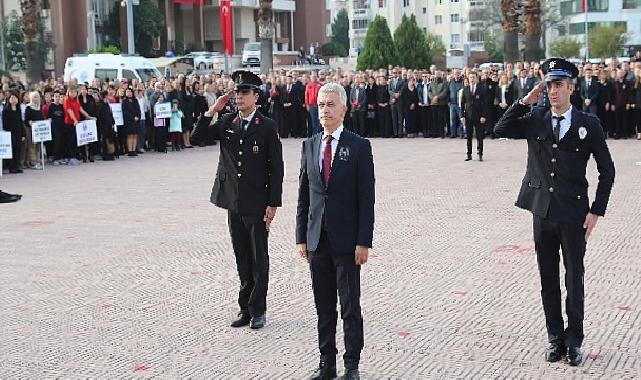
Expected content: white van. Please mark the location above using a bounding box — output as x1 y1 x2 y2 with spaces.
63 53 163 83
242 42 261 67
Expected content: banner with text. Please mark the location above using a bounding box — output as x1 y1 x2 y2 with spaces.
76 120 98 146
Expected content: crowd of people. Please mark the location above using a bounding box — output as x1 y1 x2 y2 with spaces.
1 56 640 176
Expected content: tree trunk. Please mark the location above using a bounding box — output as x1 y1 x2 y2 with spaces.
20 0 43 83
257 0 274 75
504 30 520 63
523 0 542 61
501 0 520 63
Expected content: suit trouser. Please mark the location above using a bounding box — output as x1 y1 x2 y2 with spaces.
283 106 295 138
465 120 484 156
390 103 404 136
614 108 629 138
430 105 446 137
309 232 363 370
228 211 269 316
9 132 22 171
418 106 430 137
351 110 366 137
377 106 392 137
533 215 586 347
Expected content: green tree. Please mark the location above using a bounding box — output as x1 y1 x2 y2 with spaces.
1 12 25 71
357 15 396 71
321 41 348 57
589 25 626 58
484 32 504 62
425 32 445 61
549 36 581 58
393 14 432 69
105 0 164 56
331 9 349 55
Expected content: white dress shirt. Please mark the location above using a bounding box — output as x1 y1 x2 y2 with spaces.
319 125 343 172
552 106 572 140
501 85 508 104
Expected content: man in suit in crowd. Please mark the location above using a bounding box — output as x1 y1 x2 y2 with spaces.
580 67 600 116
417 73 431 137
296 82 375 380
191 70 284 330
282 74 299 138
388 69 406 137
494 58 615 367
460 72 490 161
513 68 535 99
350 76 367 136
428 71 449 138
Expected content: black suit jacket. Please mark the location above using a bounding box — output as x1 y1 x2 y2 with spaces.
494 102 615 224
296 129 375 253
192 111 284 216
580 77 600 104
460 85 489 122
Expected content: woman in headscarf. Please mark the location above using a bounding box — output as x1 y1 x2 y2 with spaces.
24 91 44 169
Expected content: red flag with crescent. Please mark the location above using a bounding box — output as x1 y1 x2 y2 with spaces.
220 0 233 56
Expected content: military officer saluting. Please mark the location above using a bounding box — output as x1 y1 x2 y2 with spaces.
192 71 284 330
494 58 615 366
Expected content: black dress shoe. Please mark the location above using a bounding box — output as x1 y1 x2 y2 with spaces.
567 346 582 366
250 314 266 329
339 369 360 380
478 155 484 162
545 341 567 362
464 156 472 161
230 312 251 328
309 361 337 379
0 191 21 203
9 169 23 174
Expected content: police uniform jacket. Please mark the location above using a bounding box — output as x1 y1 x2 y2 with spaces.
494 101 615 224
192 111 284 216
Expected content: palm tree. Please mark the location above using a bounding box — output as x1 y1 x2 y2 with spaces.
501 0 520 63
20 0 43 83
523 0 542 61
257 0 273 74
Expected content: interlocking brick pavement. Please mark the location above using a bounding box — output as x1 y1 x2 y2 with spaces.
1 137 640 379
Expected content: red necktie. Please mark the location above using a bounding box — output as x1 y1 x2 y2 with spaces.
322 135 334 187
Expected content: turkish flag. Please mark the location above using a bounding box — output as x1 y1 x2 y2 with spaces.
219 0 233 56
581 0 586 12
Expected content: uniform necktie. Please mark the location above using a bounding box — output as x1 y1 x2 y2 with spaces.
322 135 334 187
238 118 249 134
471 85 475 95
553 116 564 142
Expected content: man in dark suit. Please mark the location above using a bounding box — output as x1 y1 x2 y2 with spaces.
513 68 535 99
388 69 406 137
460 72 490 161
494 58 615 367
191 71 284 330
349 77 367 136
579 68 600 116
296 82 375 380
282 74 299 138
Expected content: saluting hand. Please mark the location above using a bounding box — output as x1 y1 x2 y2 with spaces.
208 90 233 115
584 213 599 241
522 82 545 105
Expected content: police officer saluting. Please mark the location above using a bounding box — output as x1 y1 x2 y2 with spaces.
494 58 615 366
192 71 284 330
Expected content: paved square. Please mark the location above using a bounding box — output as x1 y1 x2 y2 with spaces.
1 138 640 379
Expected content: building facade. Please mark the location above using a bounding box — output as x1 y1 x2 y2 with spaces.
347 0 489 59
557 0 641 57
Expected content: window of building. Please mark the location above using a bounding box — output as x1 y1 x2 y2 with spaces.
452 0 460 3
468 29 485 42
379 0 386 7
623 0 641 8
423 27 428 33
352 19 370 30
423 7 427 13
451 14 460 22
569 21 627 35
353 0 368 10
561 0 608 15
403 0 410 6
435 15 443 24
451 34 460 43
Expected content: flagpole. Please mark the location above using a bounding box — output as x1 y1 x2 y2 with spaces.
584 0 589 60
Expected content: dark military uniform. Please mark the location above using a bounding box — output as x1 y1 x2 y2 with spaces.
494 58 615 353
192 96 284 319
